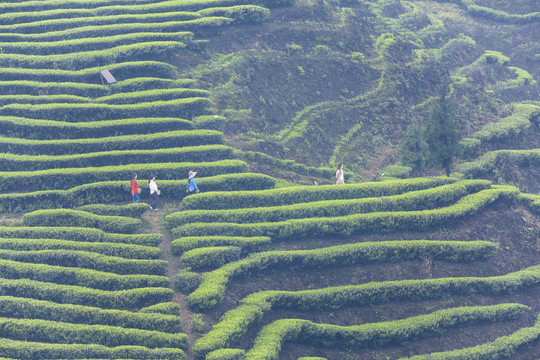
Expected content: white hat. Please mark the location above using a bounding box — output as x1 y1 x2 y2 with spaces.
188 171 197 179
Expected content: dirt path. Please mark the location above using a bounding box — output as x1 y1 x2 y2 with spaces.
142 208 196 360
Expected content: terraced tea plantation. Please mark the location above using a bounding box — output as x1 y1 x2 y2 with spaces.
0 0 538 360
170 178 540 359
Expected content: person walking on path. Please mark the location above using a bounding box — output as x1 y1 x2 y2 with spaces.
335 163 345 184
148 175 160 210
186 171 199 195
131 173 140 203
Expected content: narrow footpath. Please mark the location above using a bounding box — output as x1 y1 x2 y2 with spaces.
142 209 196 360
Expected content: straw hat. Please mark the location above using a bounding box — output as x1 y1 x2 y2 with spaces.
188 171 197 179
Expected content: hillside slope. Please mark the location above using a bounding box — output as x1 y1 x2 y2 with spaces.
0 0 538 360
176 0 540 181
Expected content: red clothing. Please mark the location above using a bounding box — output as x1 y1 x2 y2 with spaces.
131 180 139 195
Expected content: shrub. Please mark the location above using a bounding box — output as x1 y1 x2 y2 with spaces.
0 339 186 359
516 192 540 215
175 270 202 293
23 209 142 234
246 304 529 360
0 97 211 121
174 188 518 240
0 61 179 82
181 246 242 270
457 149 540 179
0 130 223 155
0 316 188 349
0 145 234 171
0 249 167 275
197 5 270 24
77 203 150 218
0 41 189 70
0 277 173 309
207 348 247 360
0 32 195 55
0 160 247 192
0 259 169 290
95 88 209 104
0 116 193 140
0 238 161 260
140 302 182 316
234 149 346 181
0 173 276 213
0 296 183 333
166 180 490 228
171 236 271 255
194 115 228 131
180 177 455 210
400 321 540 359
458 104 539 159
193 265 540 357
0 226 161 246
186 240 498 311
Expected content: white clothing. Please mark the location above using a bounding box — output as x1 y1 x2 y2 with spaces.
336 169 344 184
149 180 158 194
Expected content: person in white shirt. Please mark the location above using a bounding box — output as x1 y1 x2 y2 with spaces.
335 163 345 184
148 175 160 210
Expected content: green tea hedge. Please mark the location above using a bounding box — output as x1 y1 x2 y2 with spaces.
166 180 490 228
186 240 497 310
23 209 142 234
95 88 209 104
0 97 211 121
0 250 167 275
0 259 169 290
0 226 161 246
180 177 456 210
246 304 528 360
0 61 179 82
0 277 173 309
0 41 190 70
0 116 193 140
0 130 223 155
0 173 276 213
77 203 150 218
0 296 183 333
0 316 188 349
400 316 540 359
140 302 182 316
0 339 186 359
174 187 517 240
0 238 160 260
0 145 233 171
171 236 271 255
0 31 195 55
193 265 540 356
0 160 247 192
181 246 242 270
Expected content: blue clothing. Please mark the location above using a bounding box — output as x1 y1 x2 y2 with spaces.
132 193 140 203
187 177 199 193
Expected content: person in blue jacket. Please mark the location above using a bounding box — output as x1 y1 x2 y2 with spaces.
186 171 200 195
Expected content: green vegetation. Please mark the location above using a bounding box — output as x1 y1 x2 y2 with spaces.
424 81 461 175
23 209 143 234
185 240 497 311
0 296 183 332
194 265 540 357
246 304 528 360
173 187 518 239
401 317 540 359
0 0 538 358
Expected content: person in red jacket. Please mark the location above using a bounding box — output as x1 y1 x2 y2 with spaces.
131 173 140 203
